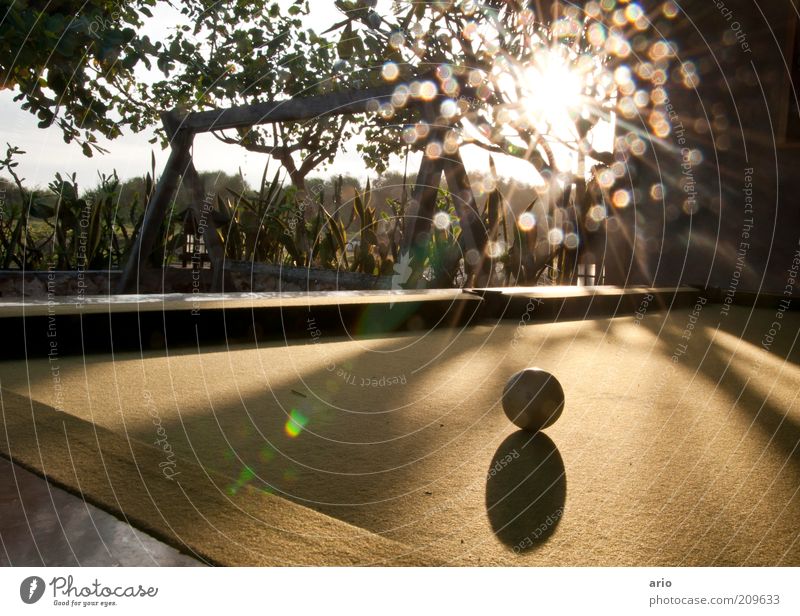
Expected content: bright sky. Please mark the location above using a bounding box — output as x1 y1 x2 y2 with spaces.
0 1 545 190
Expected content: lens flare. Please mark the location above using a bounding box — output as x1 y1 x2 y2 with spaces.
227 465 256 496
518 212 536 231
433 211 451 230
285 409 309 438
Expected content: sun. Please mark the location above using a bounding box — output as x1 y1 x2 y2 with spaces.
495 43 616 173
520 48 584 133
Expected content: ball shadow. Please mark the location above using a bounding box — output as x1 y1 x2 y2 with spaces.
485 431 567 553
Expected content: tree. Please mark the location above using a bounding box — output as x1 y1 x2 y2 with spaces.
140 0 356 192
324 0 682 285
0 0 163 155
330 0 678 174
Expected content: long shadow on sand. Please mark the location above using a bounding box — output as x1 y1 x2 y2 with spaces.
485 431 566 552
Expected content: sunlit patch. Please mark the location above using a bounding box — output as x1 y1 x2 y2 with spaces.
564 232 580 249
227 465 256 496
682 199 700 215
629 138 646 156
389 31 405 48
285 409 309 438
662 1 679 19
440 98 458 118
650 87 667 105
685 149 703 165
379 102 394 119
517 212 536 231
649 110 670 137
486 240 506 258
392 85 409 107
650 183 664 200
548 228 564 246
585 205 606 232
597 168 616 188
612 189 631 208
467 69 483 87
433 211 451 230
382 62 399 81
589 205 607 222
418 81 438 100
425 141 443 158
680 61 700 89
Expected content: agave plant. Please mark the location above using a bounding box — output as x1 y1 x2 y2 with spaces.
0 140 612 291
0 145 183 271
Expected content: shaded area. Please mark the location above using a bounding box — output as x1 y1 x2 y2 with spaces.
0 455 202 566
0 291 481 360
485 432 566 552
0 388 428 566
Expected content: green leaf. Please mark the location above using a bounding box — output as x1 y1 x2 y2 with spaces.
29 201 55 219
337 22 355 59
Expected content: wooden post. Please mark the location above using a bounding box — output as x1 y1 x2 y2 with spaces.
402 151 444 257
442 149 490 286
183 161 226 292
118 119 193 293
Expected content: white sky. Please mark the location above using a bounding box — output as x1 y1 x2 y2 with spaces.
0 1 540 190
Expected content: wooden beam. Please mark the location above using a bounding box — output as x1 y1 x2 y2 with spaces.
179 79 478 134
180 84 400 133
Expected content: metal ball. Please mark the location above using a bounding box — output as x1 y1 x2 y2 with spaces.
502 368 565 432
